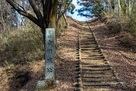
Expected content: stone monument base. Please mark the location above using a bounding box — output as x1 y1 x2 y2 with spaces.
35 80 59 91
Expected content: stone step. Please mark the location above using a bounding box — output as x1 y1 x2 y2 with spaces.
80 42 97 45
80 38 94 40
82 71 113 76
80 40 96 43
82 64 110 68
80 45 98 47
82 66 111 70
80 49 100 53
83 88 112 91
80 48 100 50
80 36 93 38
82 33 92 34
80 46 98 49
82 73 115 78
81 60 107 65
81 52 101 55
81 48 101 53
81 50 101 53
81 54 103 57
81 49 101 52
83 82 119 87
81 68 112 73
82 78 117 82
79 33 93 38
81 56 104 60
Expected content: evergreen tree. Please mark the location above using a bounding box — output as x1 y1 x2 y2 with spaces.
77 0 105 18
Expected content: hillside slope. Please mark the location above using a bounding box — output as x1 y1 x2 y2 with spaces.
89 19 136 91
0 17 136 91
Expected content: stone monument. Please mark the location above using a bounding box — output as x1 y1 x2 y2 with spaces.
36 28 58 90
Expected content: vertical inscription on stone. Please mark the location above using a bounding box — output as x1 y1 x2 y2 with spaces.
45 28 55 80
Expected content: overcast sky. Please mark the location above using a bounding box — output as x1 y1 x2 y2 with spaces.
67 0 91 21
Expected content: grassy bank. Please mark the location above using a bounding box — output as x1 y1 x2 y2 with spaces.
102 13 136 52
0 26 44 67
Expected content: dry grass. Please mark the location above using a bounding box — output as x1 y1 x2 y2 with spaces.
102 14 136 52
0 25 45 91
0 16 135 91
0 27 44 67
89 19 136 91
0 17 80 91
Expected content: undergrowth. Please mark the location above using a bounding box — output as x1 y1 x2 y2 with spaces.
0 25 44 67
0 16 67 67
103 13 136 52
56 16 67 37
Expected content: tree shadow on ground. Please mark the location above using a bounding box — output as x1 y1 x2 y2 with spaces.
0 30 44 91
87 20 136 91
7 21 80 91
7 45 79 91
8 62 45 91
8 67 32 91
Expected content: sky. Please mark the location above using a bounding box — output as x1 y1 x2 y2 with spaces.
67 0 91 21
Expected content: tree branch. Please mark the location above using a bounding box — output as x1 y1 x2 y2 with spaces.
28 0 44 28
43 0 49 26
6 0 41 27
43 0 52 27
57 0 72 23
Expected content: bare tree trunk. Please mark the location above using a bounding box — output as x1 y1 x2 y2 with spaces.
118 0 122 17
63 14 68 27
113 0 122 17
124 0 132 16
106 0 113 13
128 0 132 15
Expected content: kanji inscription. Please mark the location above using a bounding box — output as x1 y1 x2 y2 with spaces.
45 28 55 80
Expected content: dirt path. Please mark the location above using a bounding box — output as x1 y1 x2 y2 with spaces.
75 22 123 91
0 18 136 91
20 18 81 91
89 20 136 91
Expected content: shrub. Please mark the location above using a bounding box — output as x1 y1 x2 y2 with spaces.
105 16 122 34
128 17 136 37
119 31 136 52
0 26 44 66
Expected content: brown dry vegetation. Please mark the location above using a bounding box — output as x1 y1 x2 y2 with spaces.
0 17 136 91
89 19 136 91
0 17 81 91
102 15 136 52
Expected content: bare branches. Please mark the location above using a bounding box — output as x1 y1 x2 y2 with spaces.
6 0 72 29
6 0 41 27
42 0 53 27
28 0 44 28
57 0 73 23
